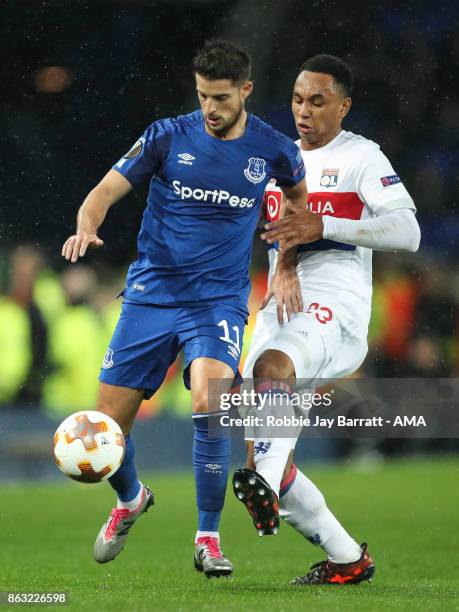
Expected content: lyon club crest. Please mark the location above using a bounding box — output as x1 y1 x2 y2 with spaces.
320 168 339 187
244 157 267 184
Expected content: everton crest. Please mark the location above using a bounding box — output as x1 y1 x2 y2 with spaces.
244 157 267 184
103 348 114 369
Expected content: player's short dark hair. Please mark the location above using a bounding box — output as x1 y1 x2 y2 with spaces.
298 54 353 97
193 39 251 84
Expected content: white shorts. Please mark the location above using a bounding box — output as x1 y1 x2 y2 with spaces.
241 296 368 443
243 297 367 381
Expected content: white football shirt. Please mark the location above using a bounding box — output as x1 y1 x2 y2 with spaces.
264 130 415 339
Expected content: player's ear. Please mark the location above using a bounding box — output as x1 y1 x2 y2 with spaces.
340 97 351 119
241 80 253 101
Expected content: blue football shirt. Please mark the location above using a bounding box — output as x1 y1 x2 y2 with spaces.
113 110 305 313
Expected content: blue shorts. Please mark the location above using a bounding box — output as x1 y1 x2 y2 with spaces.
99 300 246 398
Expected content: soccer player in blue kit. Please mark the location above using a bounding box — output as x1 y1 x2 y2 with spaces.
61 39 307 578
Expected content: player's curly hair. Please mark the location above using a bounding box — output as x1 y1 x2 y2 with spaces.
299 54 353 97
193 39 251 84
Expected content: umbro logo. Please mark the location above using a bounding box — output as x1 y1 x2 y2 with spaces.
205 463 222 473
178 153 195 165
227 345 239 360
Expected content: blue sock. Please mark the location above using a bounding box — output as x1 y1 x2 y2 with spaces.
193 413 230 533
108 434 141 502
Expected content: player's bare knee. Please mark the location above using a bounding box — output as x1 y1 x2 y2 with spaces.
192 390 210 414
192 385 232 413
253 349 296 382
95 383 142 435
96 402 128 433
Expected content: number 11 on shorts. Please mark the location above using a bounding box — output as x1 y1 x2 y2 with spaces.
218 319 241 352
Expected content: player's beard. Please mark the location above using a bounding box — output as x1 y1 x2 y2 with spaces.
208 102 244 137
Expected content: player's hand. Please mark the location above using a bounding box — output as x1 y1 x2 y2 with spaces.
261 206 324 251
62 232 104 263
261 267 303 325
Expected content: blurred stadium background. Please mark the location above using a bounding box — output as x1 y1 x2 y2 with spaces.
1 0 458 479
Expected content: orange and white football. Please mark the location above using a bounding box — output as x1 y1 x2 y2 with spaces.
53 411 125 483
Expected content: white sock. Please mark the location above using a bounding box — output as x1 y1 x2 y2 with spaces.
195 531 219 543
254 392 297 496
280 467 362 564
117 482 144 512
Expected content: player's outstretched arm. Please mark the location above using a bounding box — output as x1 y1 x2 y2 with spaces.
261 206 420 253
321 208 420 252
62 169 133 263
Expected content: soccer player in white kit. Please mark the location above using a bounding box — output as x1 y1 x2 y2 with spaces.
232 55 421 585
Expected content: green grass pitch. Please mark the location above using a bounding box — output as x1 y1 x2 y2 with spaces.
1 458 458 611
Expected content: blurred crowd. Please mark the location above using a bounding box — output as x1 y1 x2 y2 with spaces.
1 244 457 421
